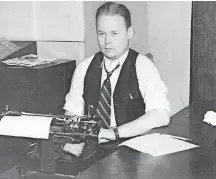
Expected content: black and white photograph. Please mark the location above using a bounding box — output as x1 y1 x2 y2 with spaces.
0 1 213 179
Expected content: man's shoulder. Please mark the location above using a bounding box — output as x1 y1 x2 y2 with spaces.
136 53 155 68
129 49 153 63
80 54 95 64
78 51 104 69
76 54 96 70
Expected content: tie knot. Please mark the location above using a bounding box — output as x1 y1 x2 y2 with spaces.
104 63 120 79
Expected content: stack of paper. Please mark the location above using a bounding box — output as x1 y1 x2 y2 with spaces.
2 54 57 67
119 133 199 157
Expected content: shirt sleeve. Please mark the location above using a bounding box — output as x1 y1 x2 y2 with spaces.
63 56 94 115
136 54 171 113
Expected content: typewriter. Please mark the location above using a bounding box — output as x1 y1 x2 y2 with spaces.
0 107 101 175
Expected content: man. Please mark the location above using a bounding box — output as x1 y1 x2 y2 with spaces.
64 2 170 145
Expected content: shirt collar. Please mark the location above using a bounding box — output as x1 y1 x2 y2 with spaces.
101 49 129 69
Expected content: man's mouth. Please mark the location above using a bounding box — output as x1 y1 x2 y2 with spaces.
105 48 114 52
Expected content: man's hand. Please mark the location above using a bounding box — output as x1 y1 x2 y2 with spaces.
98 128 116 144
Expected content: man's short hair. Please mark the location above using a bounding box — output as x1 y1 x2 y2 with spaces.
96 2 131 29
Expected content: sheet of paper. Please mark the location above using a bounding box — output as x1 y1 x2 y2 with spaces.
203 111 216 126
0 115 53 139
119 133 199 157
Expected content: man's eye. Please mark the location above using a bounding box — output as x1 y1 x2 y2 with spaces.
112 32 118 35
98 32 105 36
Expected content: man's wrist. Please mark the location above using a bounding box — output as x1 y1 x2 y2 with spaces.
111 127 119 140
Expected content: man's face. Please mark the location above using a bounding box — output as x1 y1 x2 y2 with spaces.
96 15 130 60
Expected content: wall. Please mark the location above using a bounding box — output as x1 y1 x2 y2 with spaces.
34 1 84 41
0 2 34 40
84 1 149 58
0 1 84 41
0 1 85 62
147 2 192 115
34 1 85 63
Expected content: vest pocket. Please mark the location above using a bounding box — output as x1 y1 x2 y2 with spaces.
115 98 145 113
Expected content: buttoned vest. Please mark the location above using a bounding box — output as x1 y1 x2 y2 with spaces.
83 49 145 126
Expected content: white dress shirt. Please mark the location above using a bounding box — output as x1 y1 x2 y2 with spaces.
64 50 170 127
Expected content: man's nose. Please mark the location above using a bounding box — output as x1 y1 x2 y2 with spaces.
105 34 111 44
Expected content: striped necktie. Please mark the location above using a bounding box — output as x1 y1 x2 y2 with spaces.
95 62 120 128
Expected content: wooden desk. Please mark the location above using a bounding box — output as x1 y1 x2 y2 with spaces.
1 100 216 179
76 101 216 179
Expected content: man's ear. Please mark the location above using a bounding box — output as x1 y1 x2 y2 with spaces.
128 26 135 40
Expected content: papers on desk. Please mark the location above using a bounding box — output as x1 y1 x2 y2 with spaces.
119 133 199 157
1 54 57 67
0 115 53 139
203 111 216 126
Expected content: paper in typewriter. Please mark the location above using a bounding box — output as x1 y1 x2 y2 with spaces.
119 133 199 157
0 115 53 139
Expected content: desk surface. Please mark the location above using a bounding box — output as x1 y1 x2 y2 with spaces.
76 101 216 179
1 100 216 179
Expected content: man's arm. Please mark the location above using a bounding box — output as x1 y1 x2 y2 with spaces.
98 109 170 143
63 56 94 116
118 109 169 138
